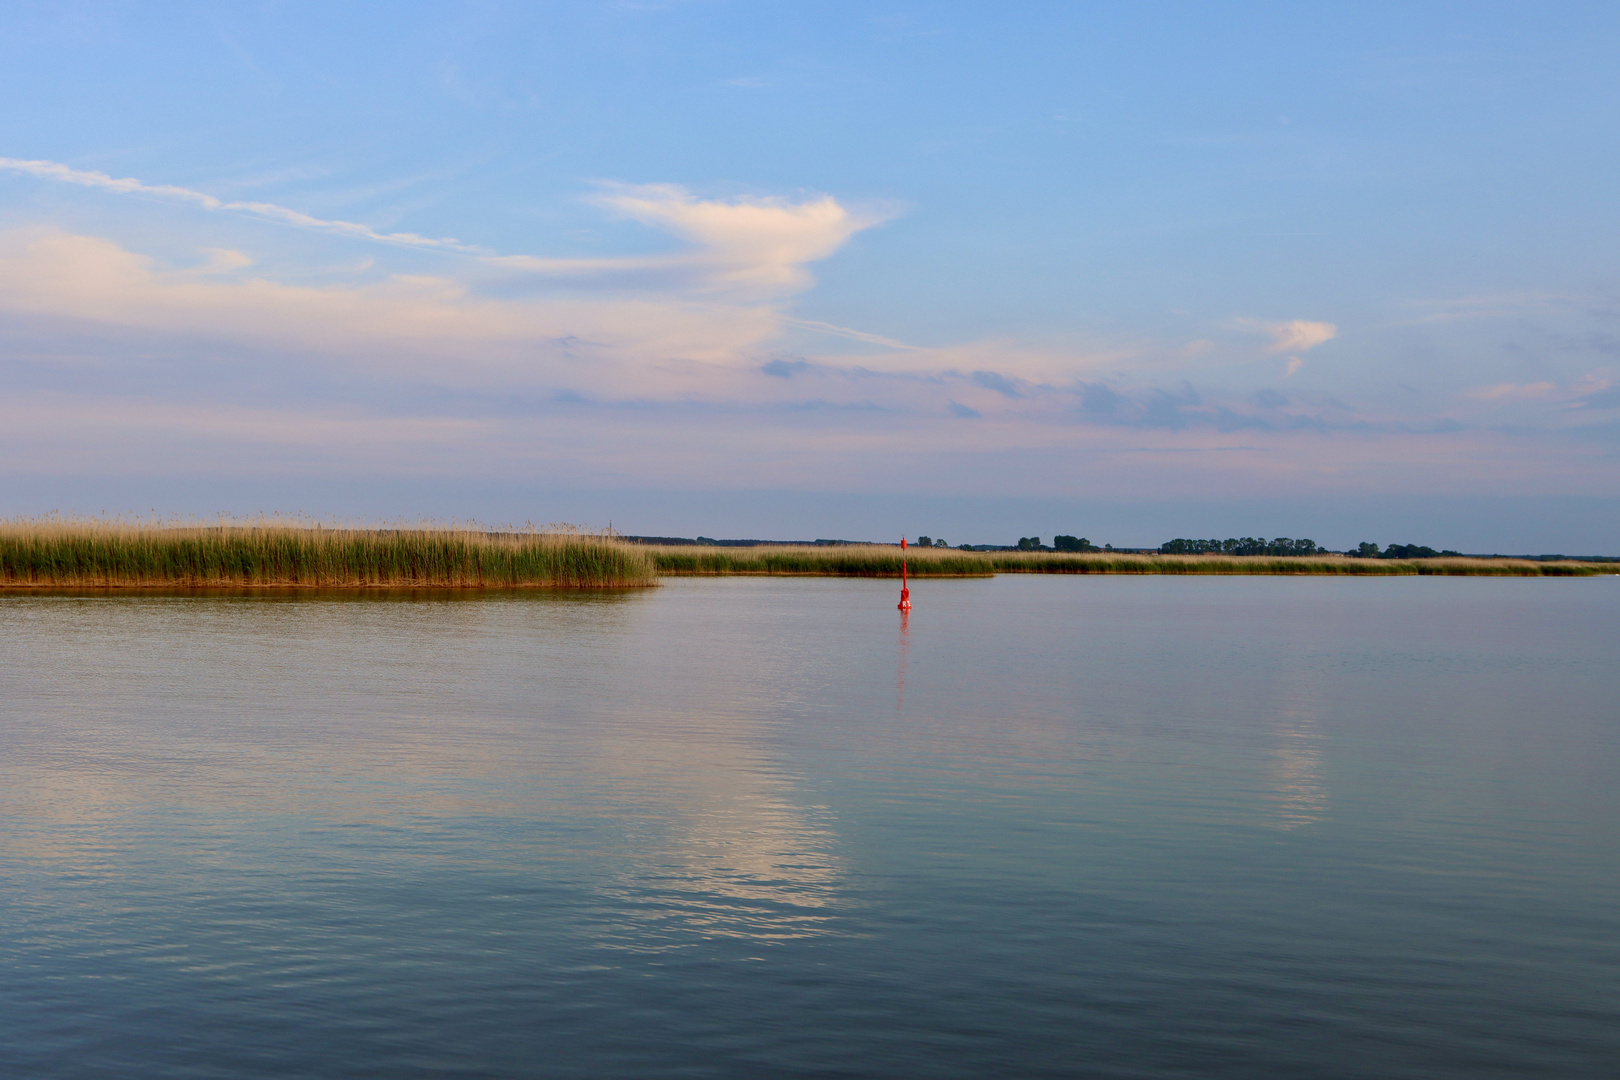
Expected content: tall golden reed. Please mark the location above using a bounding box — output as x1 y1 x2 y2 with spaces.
0 517 657 588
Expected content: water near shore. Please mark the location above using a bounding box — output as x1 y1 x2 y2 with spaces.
2 576 1617 1078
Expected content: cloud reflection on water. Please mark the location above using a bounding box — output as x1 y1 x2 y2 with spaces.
1263 699 1327 830
0 593 850 948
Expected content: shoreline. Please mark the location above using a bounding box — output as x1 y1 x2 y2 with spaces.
0 526 1604 588
644 544 1603 578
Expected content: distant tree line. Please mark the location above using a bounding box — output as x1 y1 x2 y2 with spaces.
1157 537 1464 558
924 535 1103 552
1350 542 1461 559
916 533 1466 558
1015 536 1100 552
1159 537 1321 556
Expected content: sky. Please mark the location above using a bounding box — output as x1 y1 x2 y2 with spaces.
1 1 1617 551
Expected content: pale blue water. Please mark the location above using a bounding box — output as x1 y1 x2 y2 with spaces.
1 576 1617 1079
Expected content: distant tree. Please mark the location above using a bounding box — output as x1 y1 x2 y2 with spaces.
1053 535 1095 552
1161 535 1321 556
1017 536 1042 551
916 536 932 548
1161 538 1228 555
934 538 948 547
1382 543 1441 559
1160 538 1224 554
1354 542 1380 558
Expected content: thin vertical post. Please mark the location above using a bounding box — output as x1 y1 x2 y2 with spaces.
898 536 912 610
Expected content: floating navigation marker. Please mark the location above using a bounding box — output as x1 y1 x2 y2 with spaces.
898 536 912 610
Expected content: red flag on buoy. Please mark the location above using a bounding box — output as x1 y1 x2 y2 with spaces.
898 536 912 610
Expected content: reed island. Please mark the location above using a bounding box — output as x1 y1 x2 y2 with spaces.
0 519 656 589
0 519 1603 589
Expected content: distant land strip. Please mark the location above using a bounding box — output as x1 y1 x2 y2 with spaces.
640 544 1602 577
0 522 1607 589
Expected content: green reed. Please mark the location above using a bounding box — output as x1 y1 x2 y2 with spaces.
0 520 657 588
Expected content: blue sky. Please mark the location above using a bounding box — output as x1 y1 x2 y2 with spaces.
1 2 1617 550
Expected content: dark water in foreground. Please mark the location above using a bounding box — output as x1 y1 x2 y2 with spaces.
1 576 1617 1079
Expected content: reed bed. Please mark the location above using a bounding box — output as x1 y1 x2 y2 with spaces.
0 519 657 589
0 523 1598 588
649 544 994 577
647 545 1601 577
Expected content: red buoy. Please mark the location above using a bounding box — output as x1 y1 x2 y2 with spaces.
898 536 912 610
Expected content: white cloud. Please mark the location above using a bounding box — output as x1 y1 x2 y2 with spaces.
0 229 779 393
1235 318 1338 354
0 225 1113 401
491 183 893 297
0 227 1368 438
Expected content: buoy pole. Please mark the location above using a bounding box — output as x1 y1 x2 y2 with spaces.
898 536 912 610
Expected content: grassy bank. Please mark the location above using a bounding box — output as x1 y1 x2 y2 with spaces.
0 520 657 588
649 544 994 577
646 544 1603 577
0 524 1600 589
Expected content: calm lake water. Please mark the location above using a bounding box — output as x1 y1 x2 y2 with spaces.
1 576 1617 1079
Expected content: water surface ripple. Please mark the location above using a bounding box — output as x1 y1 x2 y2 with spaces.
1 576 1616 1078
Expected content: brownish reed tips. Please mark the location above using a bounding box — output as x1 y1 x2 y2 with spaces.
0 518 657 589
0 521 1600 588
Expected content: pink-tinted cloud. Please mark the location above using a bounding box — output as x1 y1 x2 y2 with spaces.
0 161 1615 506
1233 318 1338 355
489 183 894 297
1467 381 1557 401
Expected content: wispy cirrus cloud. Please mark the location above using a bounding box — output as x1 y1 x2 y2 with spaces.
0 158 893 299
0 157 479 252
1397 292 1588 325
1468 381 1558 401
1464 375 1620 411
2 156 1616 505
